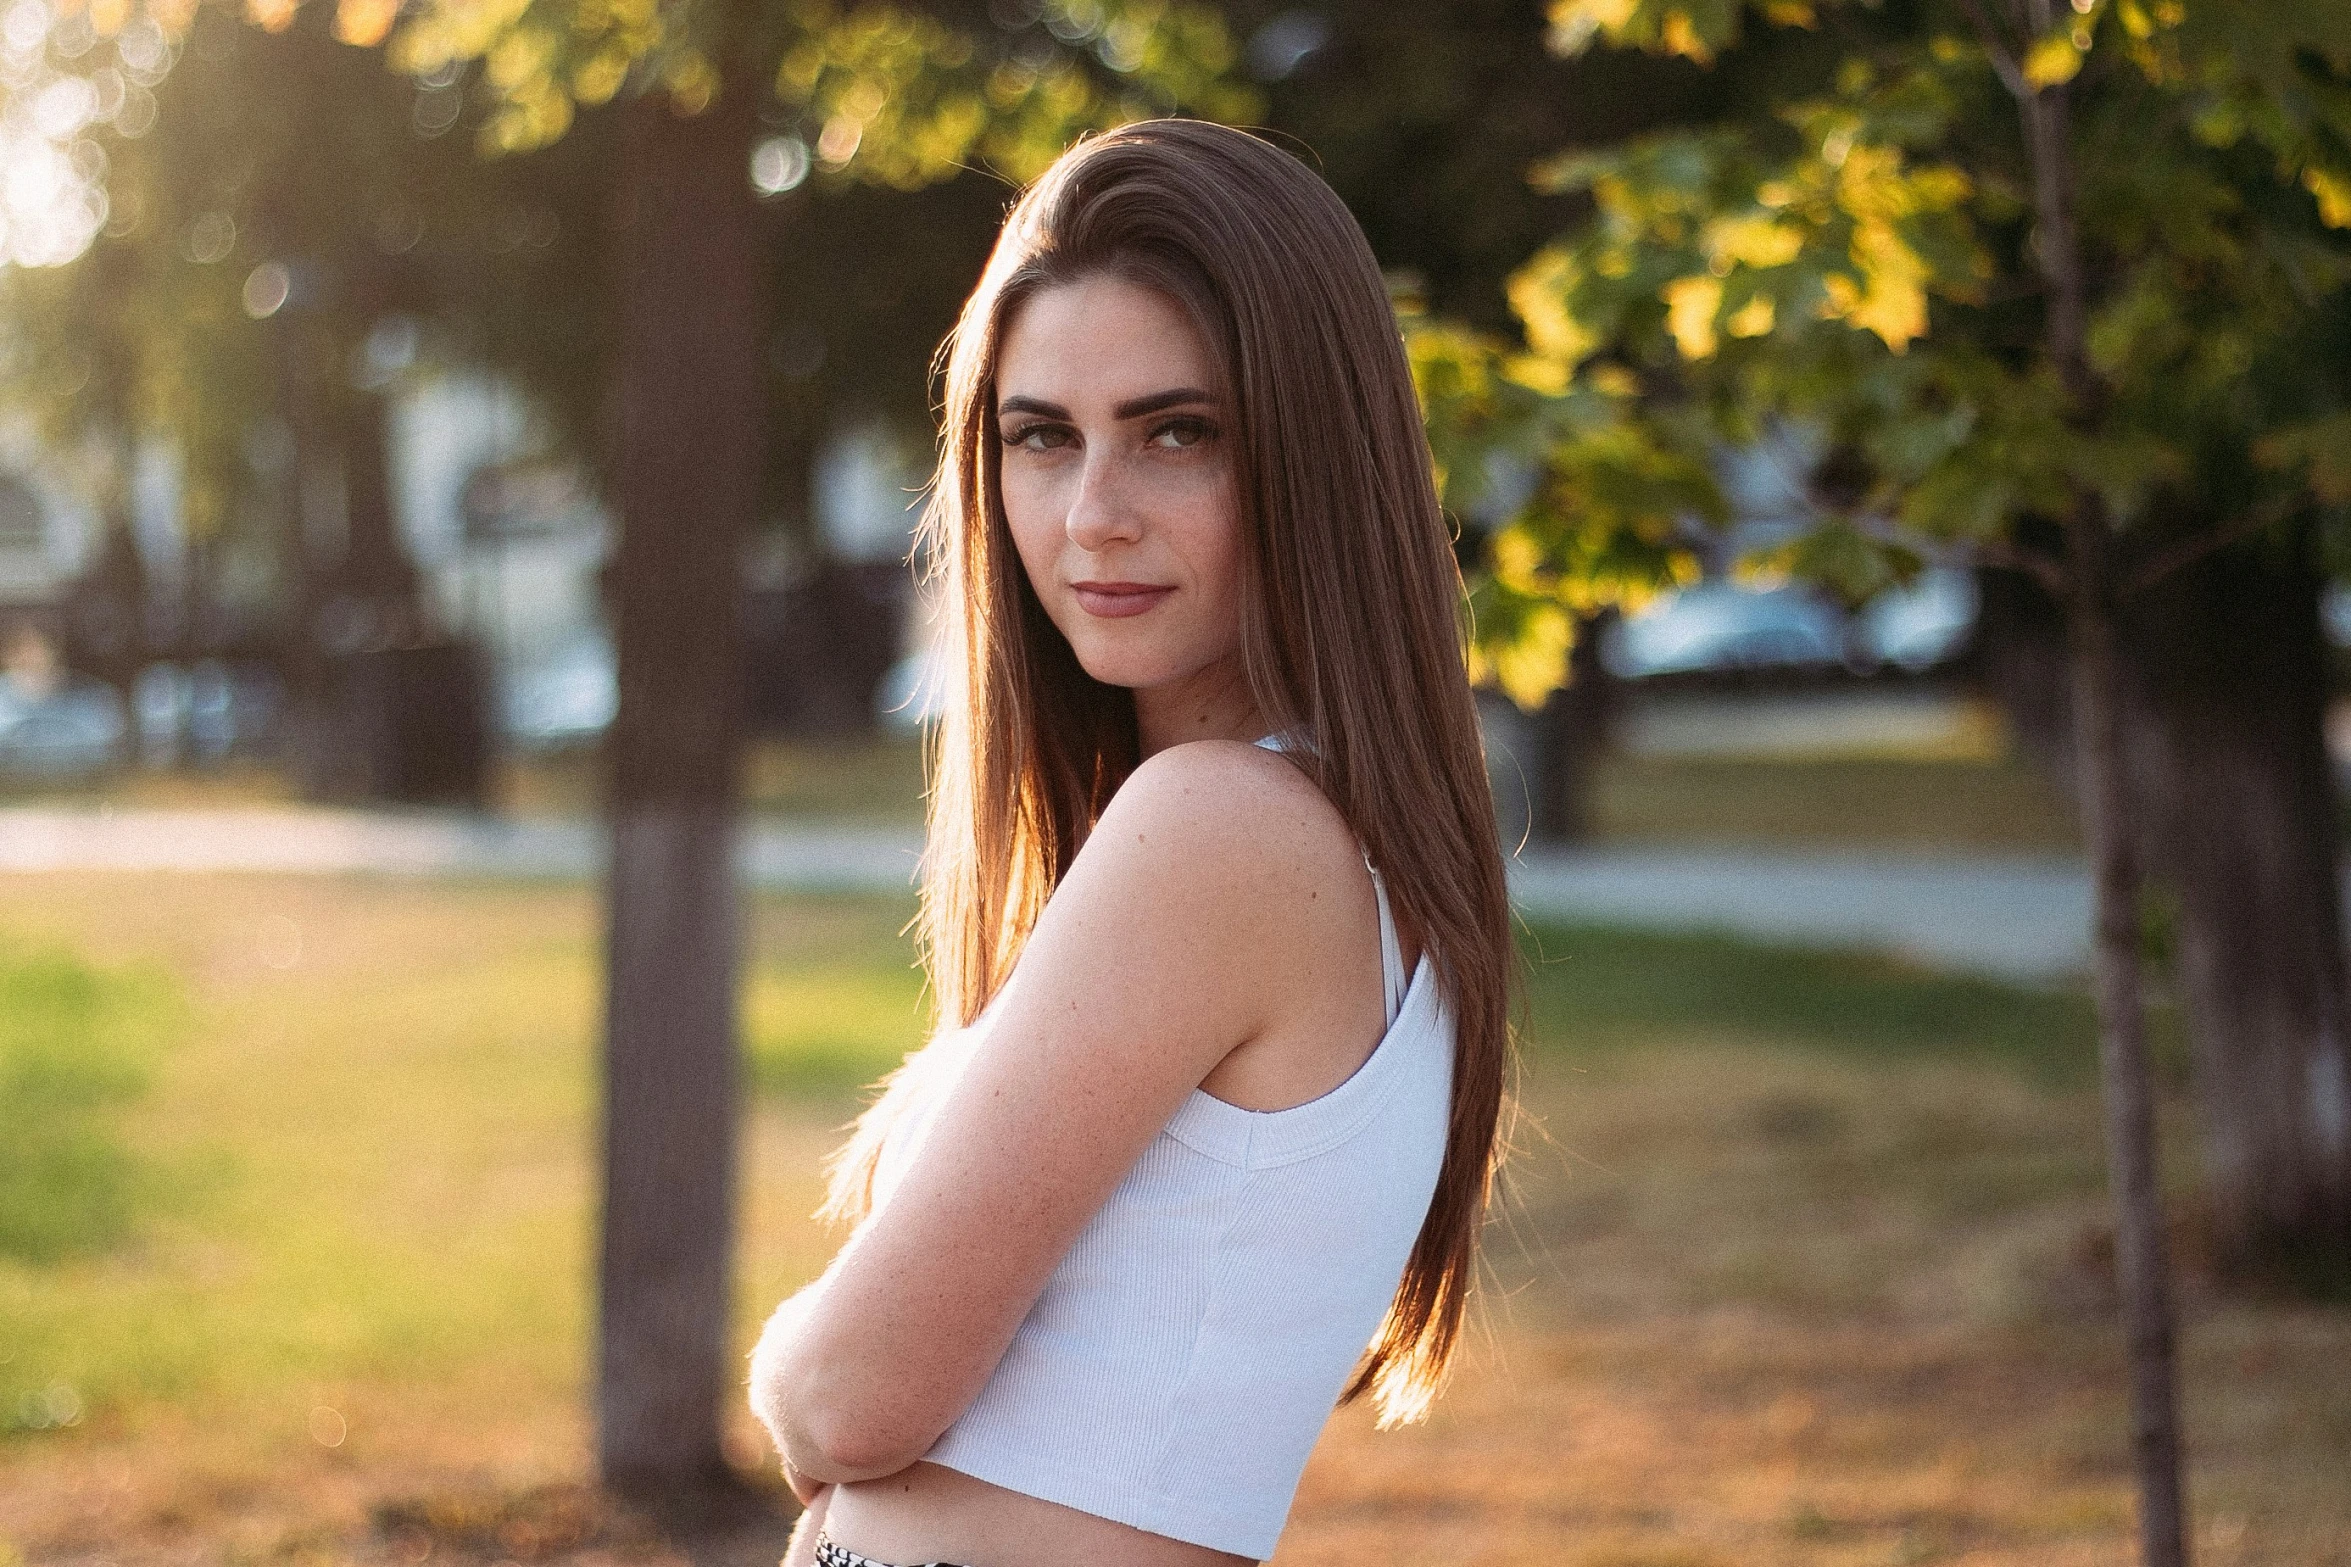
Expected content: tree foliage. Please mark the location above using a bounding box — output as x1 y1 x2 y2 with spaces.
1430 11 2351 1558
0 0 1256 623
1430 0 2351 704
0 0 610 584
377 0 1255 171
1404 296 1715 708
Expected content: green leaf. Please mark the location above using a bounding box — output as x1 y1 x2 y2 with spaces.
1737 520 1924 608
2022 32 2084 88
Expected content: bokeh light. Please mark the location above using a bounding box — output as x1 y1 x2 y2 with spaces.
750 134 810 196
0 0 174 269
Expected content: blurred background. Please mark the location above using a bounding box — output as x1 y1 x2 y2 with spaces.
1 1 2347 1564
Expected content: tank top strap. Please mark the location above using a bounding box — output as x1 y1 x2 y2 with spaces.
1364 856 1407 1029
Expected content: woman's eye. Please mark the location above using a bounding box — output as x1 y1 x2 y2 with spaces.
1149 418 1215 450
1002 423 1074 452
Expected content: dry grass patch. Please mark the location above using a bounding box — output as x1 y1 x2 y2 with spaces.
1282 1049 2350 1566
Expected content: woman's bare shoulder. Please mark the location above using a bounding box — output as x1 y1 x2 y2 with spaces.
1059 739 1374 1023
1094 738 1364 894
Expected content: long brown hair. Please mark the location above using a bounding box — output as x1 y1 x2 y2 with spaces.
824 118 1515 1428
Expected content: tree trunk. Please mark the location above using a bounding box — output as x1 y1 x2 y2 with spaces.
2121 531 2351 1286
2017 34 2192 1560
598 78 766 1498
1527 611 1617 845
2067 510 2192 1567
63 493 148 701
265 309 336 797
1970 554 2074 798
336 390 423 637
1975 530 2351 1287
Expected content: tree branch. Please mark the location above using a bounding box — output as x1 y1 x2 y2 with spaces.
1954 0 2029 99
1968 534 2071 596
2119 492 2303 600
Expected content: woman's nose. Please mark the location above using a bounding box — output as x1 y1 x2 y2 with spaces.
1063 449 1143 550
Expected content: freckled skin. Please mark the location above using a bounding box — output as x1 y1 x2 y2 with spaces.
996 275 1263 758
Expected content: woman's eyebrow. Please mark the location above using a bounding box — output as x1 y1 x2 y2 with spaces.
1112 387 1216 419
996 388 1217 422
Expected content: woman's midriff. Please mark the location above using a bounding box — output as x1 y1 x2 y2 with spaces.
822 1461 1255 1567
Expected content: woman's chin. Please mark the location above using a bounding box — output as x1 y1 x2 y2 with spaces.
1060 628 1239 701
1075 662 1154 692
1067 643 1172 692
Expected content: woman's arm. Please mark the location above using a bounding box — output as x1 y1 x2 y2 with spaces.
749 1283 827 1467
748 742 1340 1484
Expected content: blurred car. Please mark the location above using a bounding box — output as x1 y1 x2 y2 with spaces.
1600 582 1846 679
2323 582 2351 648
132 659 284 764
0 674 127 775
1849 567 1979 673
499 634 617 751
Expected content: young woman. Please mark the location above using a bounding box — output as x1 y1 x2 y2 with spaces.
748 118 1514 1567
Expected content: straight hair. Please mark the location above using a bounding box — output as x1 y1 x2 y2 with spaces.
824 118 1516 1428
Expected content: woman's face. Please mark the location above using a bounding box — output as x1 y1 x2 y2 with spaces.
994 273 1246 706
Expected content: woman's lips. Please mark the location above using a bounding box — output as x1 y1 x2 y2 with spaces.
1071 581 1175 618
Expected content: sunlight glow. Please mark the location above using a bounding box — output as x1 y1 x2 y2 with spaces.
0 0 174 269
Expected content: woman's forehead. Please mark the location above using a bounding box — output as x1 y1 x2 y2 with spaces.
997 275 1217 408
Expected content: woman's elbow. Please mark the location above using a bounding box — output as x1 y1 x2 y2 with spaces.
792 1399 931 1480
748 1334 929 1481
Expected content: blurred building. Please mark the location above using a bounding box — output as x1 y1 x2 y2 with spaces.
396 383 926 750
0 418 98 637
389 370 615 752
0 418 142 774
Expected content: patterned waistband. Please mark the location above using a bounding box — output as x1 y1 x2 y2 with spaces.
814 1535 970 1567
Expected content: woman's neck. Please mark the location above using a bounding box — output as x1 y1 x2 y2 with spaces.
1132 655 1265 759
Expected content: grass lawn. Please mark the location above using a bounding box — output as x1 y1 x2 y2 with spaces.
0 875 2342 1566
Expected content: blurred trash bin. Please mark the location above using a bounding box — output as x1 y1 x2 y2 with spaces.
306 640 491 807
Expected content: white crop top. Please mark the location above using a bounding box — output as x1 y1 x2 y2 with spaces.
867 739 1453 1561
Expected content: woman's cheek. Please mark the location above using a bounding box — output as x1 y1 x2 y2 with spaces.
1002 487 1062 588
1185 485 1246 628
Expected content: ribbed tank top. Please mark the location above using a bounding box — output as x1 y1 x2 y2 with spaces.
867 738 1453 1561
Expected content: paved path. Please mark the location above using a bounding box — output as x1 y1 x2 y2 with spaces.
0 804 2107 982
1507 847 2093 983
0 806 924 889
